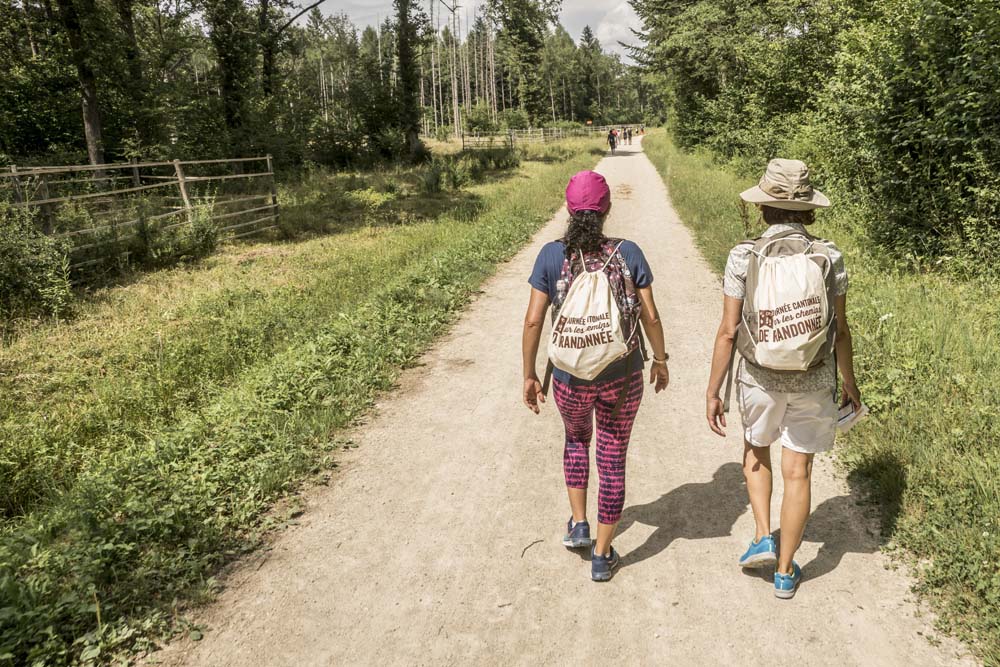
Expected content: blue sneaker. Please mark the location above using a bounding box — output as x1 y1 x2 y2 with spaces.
738 534 777 569
774 562 802 599
591 546 620 582
562 518 593 548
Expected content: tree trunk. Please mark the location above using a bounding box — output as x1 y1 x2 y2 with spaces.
113 0 153 143
54 0 105 166
259 0 276 96
395 0 423 161
21 2 39 57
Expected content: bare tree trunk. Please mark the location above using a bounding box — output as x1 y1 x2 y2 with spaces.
446 3 460 137
549 78 556 123
54 0 105 166
21 2 39 57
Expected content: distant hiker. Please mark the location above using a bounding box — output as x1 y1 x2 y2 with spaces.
627 128 633 145
705 159 861 599
522 170 669 582
607 129 617 155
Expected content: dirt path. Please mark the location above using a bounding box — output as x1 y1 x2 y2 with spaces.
154 139 975 666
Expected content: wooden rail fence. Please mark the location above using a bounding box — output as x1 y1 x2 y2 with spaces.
460 124 645 150
1 156 279 271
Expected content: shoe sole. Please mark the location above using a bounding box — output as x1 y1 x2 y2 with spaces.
562 537 593 548
591 559 620 582
739 552 777 569
774 585 798 599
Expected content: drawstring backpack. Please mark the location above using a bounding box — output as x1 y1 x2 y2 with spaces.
541 239 646 416
724 229 837 411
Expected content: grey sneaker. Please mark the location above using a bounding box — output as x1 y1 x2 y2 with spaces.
562 518 593 548
591 546 620 582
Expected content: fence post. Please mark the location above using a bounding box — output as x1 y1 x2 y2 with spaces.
39 174 54 234
173 159 192 222
9 165 22 204
130 158 140 187
266 153 279 223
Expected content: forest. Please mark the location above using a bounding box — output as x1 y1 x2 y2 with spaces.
632 0 1000 274
0 0 656 169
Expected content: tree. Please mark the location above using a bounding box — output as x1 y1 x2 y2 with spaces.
53 0 105 165
487 0 560 122
394 0 426 160
203 0 256 149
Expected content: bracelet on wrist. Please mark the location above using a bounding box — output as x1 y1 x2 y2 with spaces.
651 353 669 364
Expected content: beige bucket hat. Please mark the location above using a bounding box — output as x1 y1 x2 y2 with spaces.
740 158 830 210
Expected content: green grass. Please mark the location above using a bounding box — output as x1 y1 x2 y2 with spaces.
644 130 1000 665
0 138 603 665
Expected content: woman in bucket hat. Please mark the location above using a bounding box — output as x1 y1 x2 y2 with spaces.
704 159 862 598
521 170 669 581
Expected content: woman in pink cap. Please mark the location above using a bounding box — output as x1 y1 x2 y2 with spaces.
521 169 669 581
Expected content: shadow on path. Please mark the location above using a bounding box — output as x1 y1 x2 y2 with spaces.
617 462 747 568
799 494 880 582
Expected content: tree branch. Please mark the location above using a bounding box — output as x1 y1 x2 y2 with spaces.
275 0 328 37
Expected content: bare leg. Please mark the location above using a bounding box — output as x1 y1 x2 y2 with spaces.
778 449 814 573
595 521 618 557
567 487 587 523
743 440 773 540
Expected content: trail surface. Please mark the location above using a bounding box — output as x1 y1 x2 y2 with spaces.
155 140 975 666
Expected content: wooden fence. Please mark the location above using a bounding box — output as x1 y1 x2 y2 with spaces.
0 156 279 271
461 124 645 150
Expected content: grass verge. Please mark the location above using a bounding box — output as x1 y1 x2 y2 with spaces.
644 130 1000 665
0 139 603 665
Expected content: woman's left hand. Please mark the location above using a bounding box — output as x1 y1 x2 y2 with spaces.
649 363 669 393
523 376 545 413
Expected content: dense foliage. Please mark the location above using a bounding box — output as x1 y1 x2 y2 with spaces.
0 139 601 665
632 0 1000 273
0 0 656 169
644 131 1000 666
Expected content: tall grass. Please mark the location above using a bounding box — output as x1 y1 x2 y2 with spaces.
644 131 1000 665
0 138 603 665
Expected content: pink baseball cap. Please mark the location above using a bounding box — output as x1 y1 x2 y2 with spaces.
565 170 611 215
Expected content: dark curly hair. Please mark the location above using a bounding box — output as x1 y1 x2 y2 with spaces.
761 205 815 226
563 210 608 259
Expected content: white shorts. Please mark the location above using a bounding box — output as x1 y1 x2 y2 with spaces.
737 382 837 454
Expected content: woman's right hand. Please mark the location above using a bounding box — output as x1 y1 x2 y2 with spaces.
841 381 862 411
523 376 545 414
706 396 727 437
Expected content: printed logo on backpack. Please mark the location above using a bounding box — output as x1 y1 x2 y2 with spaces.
549 239 641 380
737 230 836 372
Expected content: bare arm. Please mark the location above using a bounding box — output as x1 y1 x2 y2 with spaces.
834 294 861 409
637 286 669 393
521 288 550 413
705 295 743 436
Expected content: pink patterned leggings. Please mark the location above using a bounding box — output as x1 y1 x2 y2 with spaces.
552 371 644 524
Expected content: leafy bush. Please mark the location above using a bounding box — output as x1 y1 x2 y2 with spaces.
418 159 445 194
0 204 71 323
645 132 1000 663
0 138 599 665
634 0 1000 275
499 108 530 130
464 103 498 133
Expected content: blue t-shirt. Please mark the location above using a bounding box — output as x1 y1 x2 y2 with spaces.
528 240 653 384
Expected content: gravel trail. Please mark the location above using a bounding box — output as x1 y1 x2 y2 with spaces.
154 139 975 667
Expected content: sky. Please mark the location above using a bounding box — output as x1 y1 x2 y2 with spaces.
322 1 643 61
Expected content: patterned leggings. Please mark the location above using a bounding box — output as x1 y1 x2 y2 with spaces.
552 371 644 525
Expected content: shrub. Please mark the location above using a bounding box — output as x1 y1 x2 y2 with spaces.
0 204 71 322
498 108 530 130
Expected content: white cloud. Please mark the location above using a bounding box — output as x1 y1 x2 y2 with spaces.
322 0 641 62
594 2 641 60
